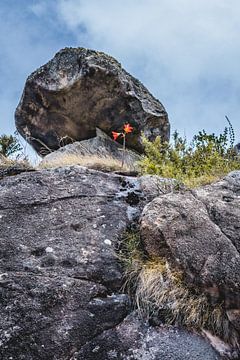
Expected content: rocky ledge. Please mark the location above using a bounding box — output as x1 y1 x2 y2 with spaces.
0 165 229 360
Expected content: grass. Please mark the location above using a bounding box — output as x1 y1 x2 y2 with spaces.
181 174 222 188
119 230 239 348
0 155 30 169
0 156 33 178
39 153 135 173
139 126 240 188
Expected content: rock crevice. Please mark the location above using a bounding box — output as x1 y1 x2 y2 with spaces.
0 166 223 359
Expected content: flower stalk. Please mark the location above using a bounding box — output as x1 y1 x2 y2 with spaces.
112 123 133 168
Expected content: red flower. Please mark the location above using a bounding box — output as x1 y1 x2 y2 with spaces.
112 131 121 141
123 123 133 134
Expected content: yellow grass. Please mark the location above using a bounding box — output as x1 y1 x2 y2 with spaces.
0 155 30 169
182 174 221 188
39 153 134 172
119 231 239 347
127 258 238 345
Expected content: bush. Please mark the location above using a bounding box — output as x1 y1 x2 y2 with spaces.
139 121 240 188
0 134 22 158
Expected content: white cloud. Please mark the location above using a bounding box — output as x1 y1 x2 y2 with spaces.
1 0 239 152
0 1 68 134
57 0 240 138
29 2 48 17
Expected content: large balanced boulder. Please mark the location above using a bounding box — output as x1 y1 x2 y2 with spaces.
140 171 240 351
0 166 219 359
15 47 170 155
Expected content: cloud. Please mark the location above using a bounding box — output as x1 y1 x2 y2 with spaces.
0 0 240 157
57 0 240 138
0 1 74 134
29 2 48 17
0 0 77 160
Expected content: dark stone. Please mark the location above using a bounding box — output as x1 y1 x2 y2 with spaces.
0 273 130 360
15 47 170 155
0 166 178 359
73 314 221 360
140 171 240 350
233 143 240 155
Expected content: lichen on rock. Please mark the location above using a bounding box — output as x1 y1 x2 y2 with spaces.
15 47 170 156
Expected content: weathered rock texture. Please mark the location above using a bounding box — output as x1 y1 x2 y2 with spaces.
40 128 141 170
73 314 221 360
234 143 240 155
0 166 219 359
140 171 240 350
15 47 170 155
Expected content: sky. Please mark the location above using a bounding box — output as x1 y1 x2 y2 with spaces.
0 0 240 158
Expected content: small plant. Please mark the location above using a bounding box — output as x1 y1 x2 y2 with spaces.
139 119 240 188
0 134 22 158
112 123 133 167
118 230 239 347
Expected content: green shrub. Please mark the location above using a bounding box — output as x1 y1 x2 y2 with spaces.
139 121 240 188
0 134 22 158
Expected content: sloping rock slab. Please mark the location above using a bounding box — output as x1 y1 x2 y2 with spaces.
0 166 149 289
0 166 179 359
73 314 221 360
40 128 141 169
15 47 169 155
0 274 129 360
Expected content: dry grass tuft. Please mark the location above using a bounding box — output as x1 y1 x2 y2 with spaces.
39 153 134 172
180 174 221 188
133 260 233 339
119 231 239 347
0 155 30 169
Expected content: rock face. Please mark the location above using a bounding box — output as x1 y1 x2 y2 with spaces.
40 128 141 170
140 171 240 349
0 166 219 360
234 143 240 155
74 314 221 360
15 47 170 155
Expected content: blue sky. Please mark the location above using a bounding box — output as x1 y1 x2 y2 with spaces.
1 0 240 156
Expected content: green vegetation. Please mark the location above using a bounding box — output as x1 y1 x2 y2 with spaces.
0 134 22 158
0 133 31 175
139 119 240 188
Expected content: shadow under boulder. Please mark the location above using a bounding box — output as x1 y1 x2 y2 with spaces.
15 47 170 155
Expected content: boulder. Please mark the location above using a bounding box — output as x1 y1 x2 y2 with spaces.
0 165 191 359
15 47 170 155
234 143 240 155
140 171 240 348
